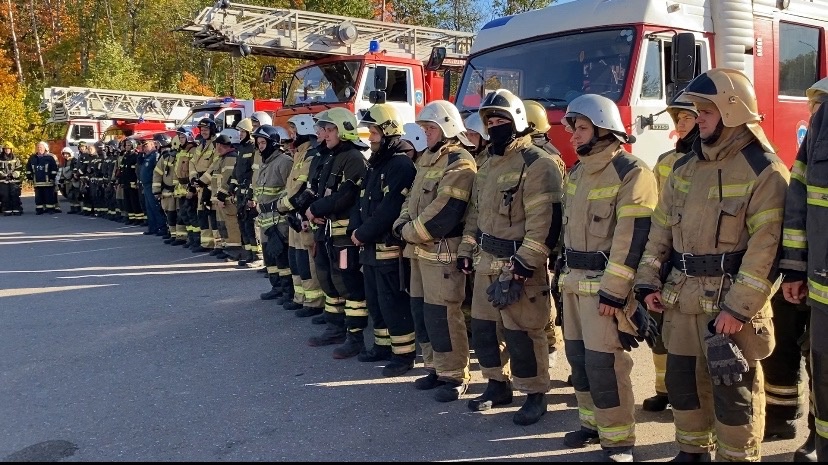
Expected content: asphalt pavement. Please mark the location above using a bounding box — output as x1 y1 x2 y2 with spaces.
0 195 808 461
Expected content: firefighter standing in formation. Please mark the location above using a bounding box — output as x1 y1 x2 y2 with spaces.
780 76 828 463
119 138 143 225
151 134 176 240
457 90 563 426
26 141 60 214
249 111 274 271
60 147 81 214
0 141 22 215
277 115 325 317
635 68 789 462
230 118 259 265
393 101 476 400
190 118 219 253
209 134 242 261
304 108 369 359
351 103 418 376
169 129 195 246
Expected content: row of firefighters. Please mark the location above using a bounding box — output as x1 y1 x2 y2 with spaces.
13 69 828 463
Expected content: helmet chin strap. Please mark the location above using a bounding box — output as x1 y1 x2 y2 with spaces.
575 126 615 156
701 120 725 145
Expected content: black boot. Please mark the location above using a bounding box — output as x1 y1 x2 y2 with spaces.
295 306 323 318
182 233 193 249
237 250 254 266
332 332 365 360
434 380 468 402
260 275 283 300
468 379 513 411
603 447 634 462
191 242 208 253
275 277 295 306
358 345 393 362
794 414 817 462
283 301 303 311
669 451 711 462
209 248 222 256
764 419 797 440
414 371 445 391
383 354 415 377
171 236 186 246
513 393 547 425
642 393 670 412
310 313 327 325
563 427 600 448
308 315 346 347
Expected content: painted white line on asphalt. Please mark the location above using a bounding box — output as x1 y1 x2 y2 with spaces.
57 268 246 279
0 262 236 273
0 232 24 236
42 246 134 257
168 254 213 263
0 284 119 298
0 231 143 240
304 375 422 387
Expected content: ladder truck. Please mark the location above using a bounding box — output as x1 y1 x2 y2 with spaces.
40 86 212 157
178 1 474 141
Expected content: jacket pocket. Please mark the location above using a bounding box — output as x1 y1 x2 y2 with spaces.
587 202 615 238
716 199 746 246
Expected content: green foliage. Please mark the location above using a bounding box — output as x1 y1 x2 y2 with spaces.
491 0 554 17
85 38 152 91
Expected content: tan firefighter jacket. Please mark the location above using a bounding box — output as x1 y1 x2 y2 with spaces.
654 150 681 192
255 150 293 231
152 149 176 210
277 141 317 249
189 137 216 180
201 150 237 205
173 147 193 198
457 135 562 277
635 126 789 322
560 140 657 306
393 141 477 263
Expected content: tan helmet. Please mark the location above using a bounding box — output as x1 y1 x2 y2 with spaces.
236 118 254 133
170 135 181 151
665 95 699 125
359 103 404 136
676 68 760 127
523 100 551 134
463 113 489 140
1 141 14 151
806 77 828 103
479 89 528 132
314 107 360 142
416 100 467 139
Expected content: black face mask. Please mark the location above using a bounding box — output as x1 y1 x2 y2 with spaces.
488 123 515 156
675 125 699 154
701 120 725 145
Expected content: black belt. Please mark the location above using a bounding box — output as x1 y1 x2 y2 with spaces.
258 201 279 213
478 231 521 258
564 249 609 271
671 249 745 277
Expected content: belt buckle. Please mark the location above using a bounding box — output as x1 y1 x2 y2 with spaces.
680 252 695 278
598 251 609 269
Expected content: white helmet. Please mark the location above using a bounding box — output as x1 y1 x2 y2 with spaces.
402 123 427 152
250 111 272 127
563 94 632 143
807 77 828 102
463 113 489 140
479 89 528 133
288 114 316 136
273 125 291 143
416 100 467 140
218 128 240 144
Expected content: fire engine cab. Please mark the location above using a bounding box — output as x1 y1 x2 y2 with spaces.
449 0 828 168
178 96 283 139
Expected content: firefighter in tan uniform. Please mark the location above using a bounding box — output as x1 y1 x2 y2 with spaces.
171 129 196 247
150 134 177 239
456 89 563 426
464 112 490 167
392 101 477 400
249 111 274 271
558 94 657 463
276 114 325 316
253 125 294 300
208 135 242 261
230 119 259 265
189 118 218 253
635 69 789 462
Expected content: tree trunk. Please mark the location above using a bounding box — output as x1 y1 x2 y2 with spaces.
102 0 114 39
5 0 25 83
29 0 47 79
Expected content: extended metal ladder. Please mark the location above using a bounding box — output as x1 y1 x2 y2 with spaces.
40 87 212 123
178 2 474 61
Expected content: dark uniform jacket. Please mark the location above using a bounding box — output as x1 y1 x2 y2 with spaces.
26 153 58 186
308 141 367 245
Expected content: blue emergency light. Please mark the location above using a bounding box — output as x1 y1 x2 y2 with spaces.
369 40 380 53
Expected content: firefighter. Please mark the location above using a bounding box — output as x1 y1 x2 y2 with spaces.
557 93 656 461
119 138 142 224
779 76 828 463
167 130 190 245
464 112 490 166
113 140 127 223
208 134 242 260
231 118 259 264
173 128 198 248
400 123 427 160
0 141 23 215
90 141 106 216
76 141 93 215
635 68 789 462
351 103 418 376
151 134 176 240
456 90 563 425
60 147 81 214
189 118 219 253
26 141 60 214
139 138 164 235
254 125 294 300
249 111 273 271
304 108 369 359
276 114 325 316
393 101 476 399
99 141 116 220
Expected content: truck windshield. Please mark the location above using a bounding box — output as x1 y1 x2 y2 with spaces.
456 28 636 112
285 61 361 105
180 108 221 128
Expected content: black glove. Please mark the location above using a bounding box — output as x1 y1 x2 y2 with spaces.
485 267 524 310
393 222 406 240
384 232 405 248
264 226 286 260
290 189 318 212
704 321 749 386
286 213 303 232
629 303 660 349
617 330 641 352
456 257 473 274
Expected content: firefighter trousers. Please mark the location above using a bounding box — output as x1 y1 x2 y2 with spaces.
124 184 142 222
34 186 58 212
562 291 635 448
650 310 668 396
761 293 809 428
0 182 22 213
810 307 828 461
173 198 188 240
472 272 551 395
198 209 217 249
314 241 367 334
410 257 469 383
364 262 416 356
217 202 242 249
179 197 198 238
263 232 289 286
662 310 769 461
237 206 259 255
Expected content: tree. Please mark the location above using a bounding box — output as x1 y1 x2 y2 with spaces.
176 71 214 96
491 0 554 18
84 37 151 91
0 50 41 162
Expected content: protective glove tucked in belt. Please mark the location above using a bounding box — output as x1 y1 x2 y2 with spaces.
486 265 524 310
704 321 749 386
289 188 317 212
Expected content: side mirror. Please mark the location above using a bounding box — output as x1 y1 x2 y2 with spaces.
425 47 447 71
671 33 696 92
369 90 386 104
374 65 388 91
281 80 288 103
442 70 452 101
261 65 277 84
